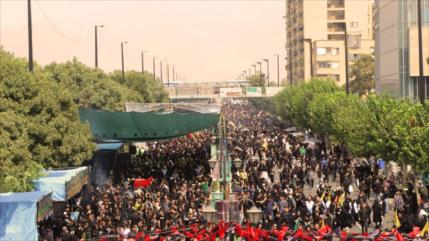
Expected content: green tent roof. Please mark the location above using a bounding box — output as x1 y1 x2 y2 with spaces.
79 108 219 141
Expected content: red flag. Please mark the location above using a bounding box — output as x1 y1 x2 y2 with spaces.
135 232 144 241
408 227 420 238
134 177 153 188
317 225 332 236
395 231 405 241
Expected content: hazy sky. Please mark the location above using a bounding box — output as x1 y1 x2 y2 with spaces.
0 0 286 82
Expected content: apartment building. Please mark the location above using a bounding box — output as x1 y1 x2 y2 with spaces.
374 0 429 99
286 0 375 86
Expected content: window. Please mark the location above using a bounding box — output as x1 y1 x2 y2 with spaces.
331 62 340 69
318 61 331 68
317 48 327 56
332 75 340 82
350 21 359 28
330 48 339 55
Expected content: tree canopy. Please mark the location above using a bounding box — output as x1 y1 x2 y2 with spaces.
0 48 169 192
349 54 375 95
272 77 429 172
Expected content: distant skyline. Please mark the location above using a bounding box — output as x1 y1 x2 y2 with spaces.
0 0 286 83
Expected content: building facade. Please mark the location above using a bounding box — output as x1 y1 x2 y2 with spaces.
286 0 375 86
375 0 429 99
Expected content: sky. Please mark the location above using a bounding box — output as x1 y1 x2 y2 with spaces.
0 0 286 83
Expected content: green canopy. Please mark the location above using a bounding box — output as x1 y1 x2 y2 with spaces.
79 108 219 141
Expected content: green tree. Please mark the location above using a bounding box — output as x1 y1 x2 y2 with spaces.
307 92 348 139
246 74 266 87
273 77 340 128
349 54 375 95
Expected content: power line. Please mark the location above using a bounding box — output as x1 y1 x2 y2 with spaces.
34 0 88 42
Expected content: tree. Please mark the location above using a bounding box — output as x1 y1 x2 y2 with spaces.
307 92 348 139
246 74 266 87
273 77 340 129
349 54 375 95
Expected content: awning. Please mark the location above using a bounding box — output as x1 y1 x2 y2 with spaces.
0 191 52 241
33 167 88 201
97 143 123 150
79 108 219 141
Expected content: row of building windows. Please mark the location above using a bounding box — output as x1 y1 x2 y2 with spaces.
316 47 340 56
317 61 340 69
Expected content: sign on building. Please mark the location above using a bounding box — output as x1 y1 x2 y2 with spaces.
246 87 262 97
219 88 243 98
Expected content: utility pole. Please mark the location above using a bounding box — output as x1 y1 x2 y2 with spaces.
257 62 262 86
94 25 103 68
160 61 163 83
141 50 147 74
27 0 33 72
417 0 425 103
263 59 269 86
121 41 127 82
153 56 157 80
344 24 350 94
276 54 280 86
167 63 170 86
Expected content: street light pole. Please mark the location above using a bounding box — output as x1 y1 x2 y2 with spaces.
276 54 280 86
121 41 127 82
94 25 104 68
257 62 262 86
167 63 170 87
160 61 163 83
141 50 147 74
263 59 269 86
417 0 425 103
27 0 33 72
153 56 157 80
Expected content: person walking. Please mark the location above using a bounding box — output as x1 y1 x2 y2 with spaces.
358 202 372 234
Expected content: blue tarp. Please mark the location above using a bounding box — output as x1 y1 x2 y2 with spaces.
0 191 50 241
97 143 123 150
33 167 87 201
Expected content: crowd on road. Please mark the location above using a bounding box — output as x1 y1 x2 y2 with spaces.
41 102 429 241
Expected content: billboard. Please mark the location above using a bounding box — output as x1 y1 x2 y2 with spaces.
219 87 243 98
246 87 262 97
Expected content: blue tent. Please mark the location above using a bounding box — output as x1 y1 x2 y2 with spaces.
0 191 52 241
33 167 88 201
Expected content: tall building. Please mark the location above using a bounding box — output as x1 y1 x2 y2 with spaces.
375 0 429 99
286 0 375 86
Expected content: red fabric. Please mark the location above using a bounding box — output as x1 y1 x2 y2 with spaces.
395 231 405 241
317 225 332 236
408 226 420 238
135 232 144 240
133 177 153 188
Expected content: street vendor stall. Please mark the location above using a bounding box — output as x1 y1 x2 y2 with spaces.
33 167 88 202
0 191 52 241
33 167 88 216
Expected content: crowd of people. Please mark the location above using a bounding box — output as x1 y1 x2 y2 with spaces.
39 101 429 241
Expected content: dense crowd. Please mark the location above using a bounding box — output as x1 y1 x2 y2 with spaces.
39 102 429 241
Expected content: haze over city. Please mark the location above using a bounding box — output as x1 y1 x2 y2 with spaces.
0 0 286 82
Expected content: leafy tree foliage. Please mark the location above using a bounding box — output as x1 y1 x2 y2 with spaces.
246 74 266 87
349 54 375 95
273 78 340 129
273 77 429 172
0 48 169 192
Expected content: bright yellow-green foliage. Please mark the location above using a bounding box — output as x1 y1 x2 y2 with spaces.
0 48 169 192
273 78 429 172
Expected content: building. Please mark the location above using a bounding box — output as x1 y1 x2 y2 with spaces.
286 0 375 86
374 0 429 99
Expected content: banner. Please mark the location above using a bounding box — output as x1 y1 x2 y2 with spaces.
220 88 243 98
65 168 89 199
37 193 52 222
245 87 262 97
